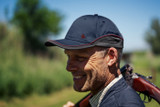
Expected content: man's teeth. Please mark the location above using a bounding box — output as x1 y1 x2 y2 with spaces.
74 76 83 79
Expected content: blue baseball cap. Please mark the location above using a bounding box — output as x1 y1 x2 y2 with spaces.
45 14 123 49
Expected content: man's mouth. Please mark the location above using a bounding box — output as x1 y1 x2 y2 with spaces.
73 75 86 80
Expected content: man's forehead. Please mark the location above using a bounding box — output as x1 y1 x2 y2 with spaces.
64 47 101 54
64 48 91 54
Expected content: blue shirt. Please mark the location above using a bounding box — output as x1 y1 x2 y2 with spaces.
89 74 123 107
100 77 145 107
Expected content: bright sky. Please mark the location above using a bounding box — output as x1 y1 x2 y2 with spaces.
0 0 160 52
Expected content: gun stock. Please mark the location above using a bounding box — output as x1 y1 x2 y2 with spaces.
74 93 91 107
132 74 160 104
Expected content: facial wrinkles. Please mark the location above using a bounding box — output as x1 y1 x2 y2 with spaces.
81 52 98 90
88 51 105 71
85 51 108 90
81 69 93 91
65 48 109 92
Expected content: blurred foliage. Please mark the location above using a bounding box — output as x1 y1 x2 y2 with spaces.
145 18 160 55
0 51 160 107
12 0 62 55
132 51 160 107
0 21 160 106
0 22 72 99
0 23 7 40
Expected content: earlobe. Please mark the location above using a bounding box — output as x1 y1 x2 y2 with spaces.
107 48 118 66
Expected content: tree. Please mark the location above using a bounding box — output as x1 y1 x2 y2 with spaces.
12 0 62 54
145 18 160 55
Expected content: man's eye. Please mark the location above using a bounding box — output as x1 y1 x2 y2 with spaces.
77 57 86 62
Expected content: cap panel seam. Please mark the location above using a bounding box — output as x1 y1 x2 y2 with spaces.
47 34 123 47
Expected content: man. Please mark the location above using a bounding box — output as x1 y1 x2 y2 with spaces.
45 14 145 107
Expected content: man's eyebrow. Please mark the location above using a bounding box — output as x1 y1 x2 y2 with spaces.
64 50 72 55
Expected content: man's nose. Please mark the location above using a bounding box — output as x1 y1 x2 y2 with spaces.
66 60 78 72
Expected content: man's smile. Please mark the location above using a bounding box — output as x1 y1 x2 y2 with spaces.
73 74 86 81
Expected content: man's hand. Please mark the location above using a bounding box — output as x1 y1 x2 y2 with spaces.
63 101 75 107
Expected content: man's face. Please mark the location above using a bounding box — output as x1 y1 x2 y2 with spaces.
64 47 110 93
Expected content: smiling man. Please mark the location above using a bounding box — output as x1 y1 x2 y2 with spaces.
64 47 119 95
45 14 145 107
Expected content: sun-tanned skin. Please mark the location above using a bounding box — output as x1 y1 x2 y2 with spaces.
63 47 121 107
64 47 121 95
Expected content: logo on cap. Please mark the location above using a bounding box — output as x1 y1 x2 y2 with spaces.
81 34 86 39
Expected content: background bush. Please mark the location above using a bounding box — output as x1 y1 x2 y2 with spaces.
0 23 72 99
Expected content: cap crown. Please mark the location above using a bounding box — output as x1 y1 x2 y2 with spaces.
65 14 123 44
45 14 123 49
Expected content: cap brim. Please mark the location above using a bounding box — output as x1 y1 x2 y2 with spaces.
45 39 94 49
45 35 123 49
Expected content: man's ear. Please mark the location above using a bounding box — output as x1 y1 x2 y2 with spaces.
106 47 118 66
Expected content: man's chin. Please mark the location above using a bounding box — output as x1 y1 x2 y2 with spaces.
73 85 90 92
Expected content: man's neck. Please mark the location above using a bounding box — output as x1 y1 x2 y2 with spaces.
91 70 121 95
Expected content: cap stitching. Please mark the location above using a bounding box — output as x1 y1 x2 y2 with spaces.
48 34 123 47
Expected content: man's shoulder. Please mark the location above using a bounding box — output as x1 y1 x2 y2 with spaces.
100 78 145 107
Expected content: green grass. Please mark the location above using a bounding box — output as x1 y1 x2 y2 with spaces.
132 51 160 87
0 86 159 107
0 44 72 97
132 51 160 107
0 87 88 107
0 50 160 107
0 23 73 98
0 23 160 106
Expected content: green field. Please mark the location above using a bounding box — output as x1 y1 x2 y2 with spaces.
0 51 160 107
0 87 88 107
0 24 72 99
0 86 159 107
0 24 160 107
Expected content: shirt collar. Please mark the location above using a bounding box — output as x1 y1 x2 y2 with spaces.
89 74 123 107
